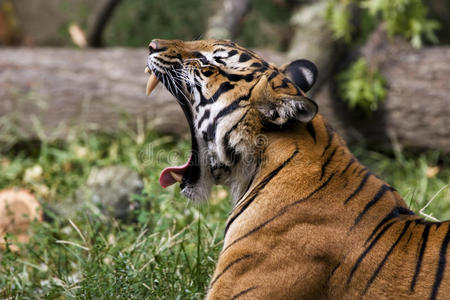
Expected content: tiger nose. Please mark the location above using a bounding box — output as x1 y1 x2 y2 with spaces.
148 40 160 54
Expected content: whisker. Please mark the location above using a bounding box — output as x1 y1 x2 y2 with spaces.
168 71 190 103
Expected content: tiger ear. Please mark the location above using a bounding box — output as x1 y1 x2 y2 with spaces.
280 59 318 92
254 75 318 125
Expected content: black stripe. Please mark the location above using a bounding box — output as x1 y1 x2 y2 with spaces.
352 185 392 228
214 56 227 65
350 165 361 175
150 46 168 53
320 147 337 180
305 122 316 143
347 221 395 285
197 109 210 128
228 50 238 57
203 102 243 142
213 48 226 54
250 62 262 68
430 225 450 300
214 41 237 47
215 98 244 119
222 110 249 165
218 68 254 82
199 81 235 106
357 167 368 177
223 172 336 253
202 70 214 77
340 157 355 175
166 53 182 60
242 175 255 197
267 70 278 81
363 221 412 295
321 124 334 157
153 56 170 64
204 124 215 142
238 52 251 62
203 85 256 141
224 149 299 236
209 254 254 288
411 224 431 292
229 286 257 300
344 172 372 205
365 206 415 244
328 262 341 283
192 51 206 59
405 224 416 246
272 77 290 89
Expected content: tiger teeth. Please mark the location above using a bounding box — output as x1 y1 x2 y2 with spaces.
146 72 160 96
170 171 183 183
145 66 150 74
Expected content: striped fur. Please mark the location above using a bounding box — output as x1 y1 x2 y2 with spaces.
146 39 450 299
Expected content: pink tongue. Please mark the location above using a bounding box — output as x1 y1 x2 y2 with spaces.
159 154 192 188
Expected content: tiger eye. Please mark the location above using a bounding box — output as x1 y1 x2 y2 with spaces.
202 69 214 77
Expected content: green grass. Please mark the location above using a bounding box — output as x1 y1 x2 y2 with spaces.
0 129 230 299
0 125 449 299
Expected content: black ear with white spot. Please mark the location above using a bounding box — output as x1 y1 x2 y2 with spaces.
281 59 318 92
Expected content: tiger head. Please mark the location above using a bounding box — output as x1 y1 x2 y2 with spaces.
145 39 318 203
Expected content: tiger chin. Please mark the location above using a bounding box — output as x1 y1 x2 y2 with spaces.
145 39 450 299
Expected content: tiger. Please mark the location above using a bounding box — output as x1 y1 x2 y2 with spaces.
144 39 450 299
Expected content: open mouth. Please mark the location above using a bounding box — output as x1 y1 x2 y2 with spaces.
145 65 200 189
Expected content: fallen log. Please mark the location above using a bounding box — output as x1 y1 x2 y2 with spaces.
315 28 450 153
0 48 189 138
0 44 448 153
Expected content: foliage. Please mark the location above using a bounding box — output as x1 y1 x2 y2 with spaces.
325 0 440 47
361 0 440 48
325 0 439 113
237 0 293 50
325 0 354 42
104 0 215 47
104 0 293 50
337 58 387 114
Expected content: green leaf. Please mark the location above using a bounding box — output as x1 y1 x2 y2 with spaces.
337 58 387 115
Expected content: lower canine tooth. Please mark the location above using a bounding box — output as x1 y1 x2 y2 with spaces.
146 73 160 96
170 172 183 183
145 66 150 74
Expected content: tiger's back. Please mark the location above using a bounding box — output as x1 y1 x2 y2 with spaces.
144 39 450 299
212 115 449 299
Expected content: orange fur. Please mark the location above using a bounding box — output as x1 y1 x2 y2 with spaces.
210 116 450 299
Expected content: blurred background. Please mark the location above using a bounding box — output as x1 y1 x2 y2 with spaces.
0 0 449 298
